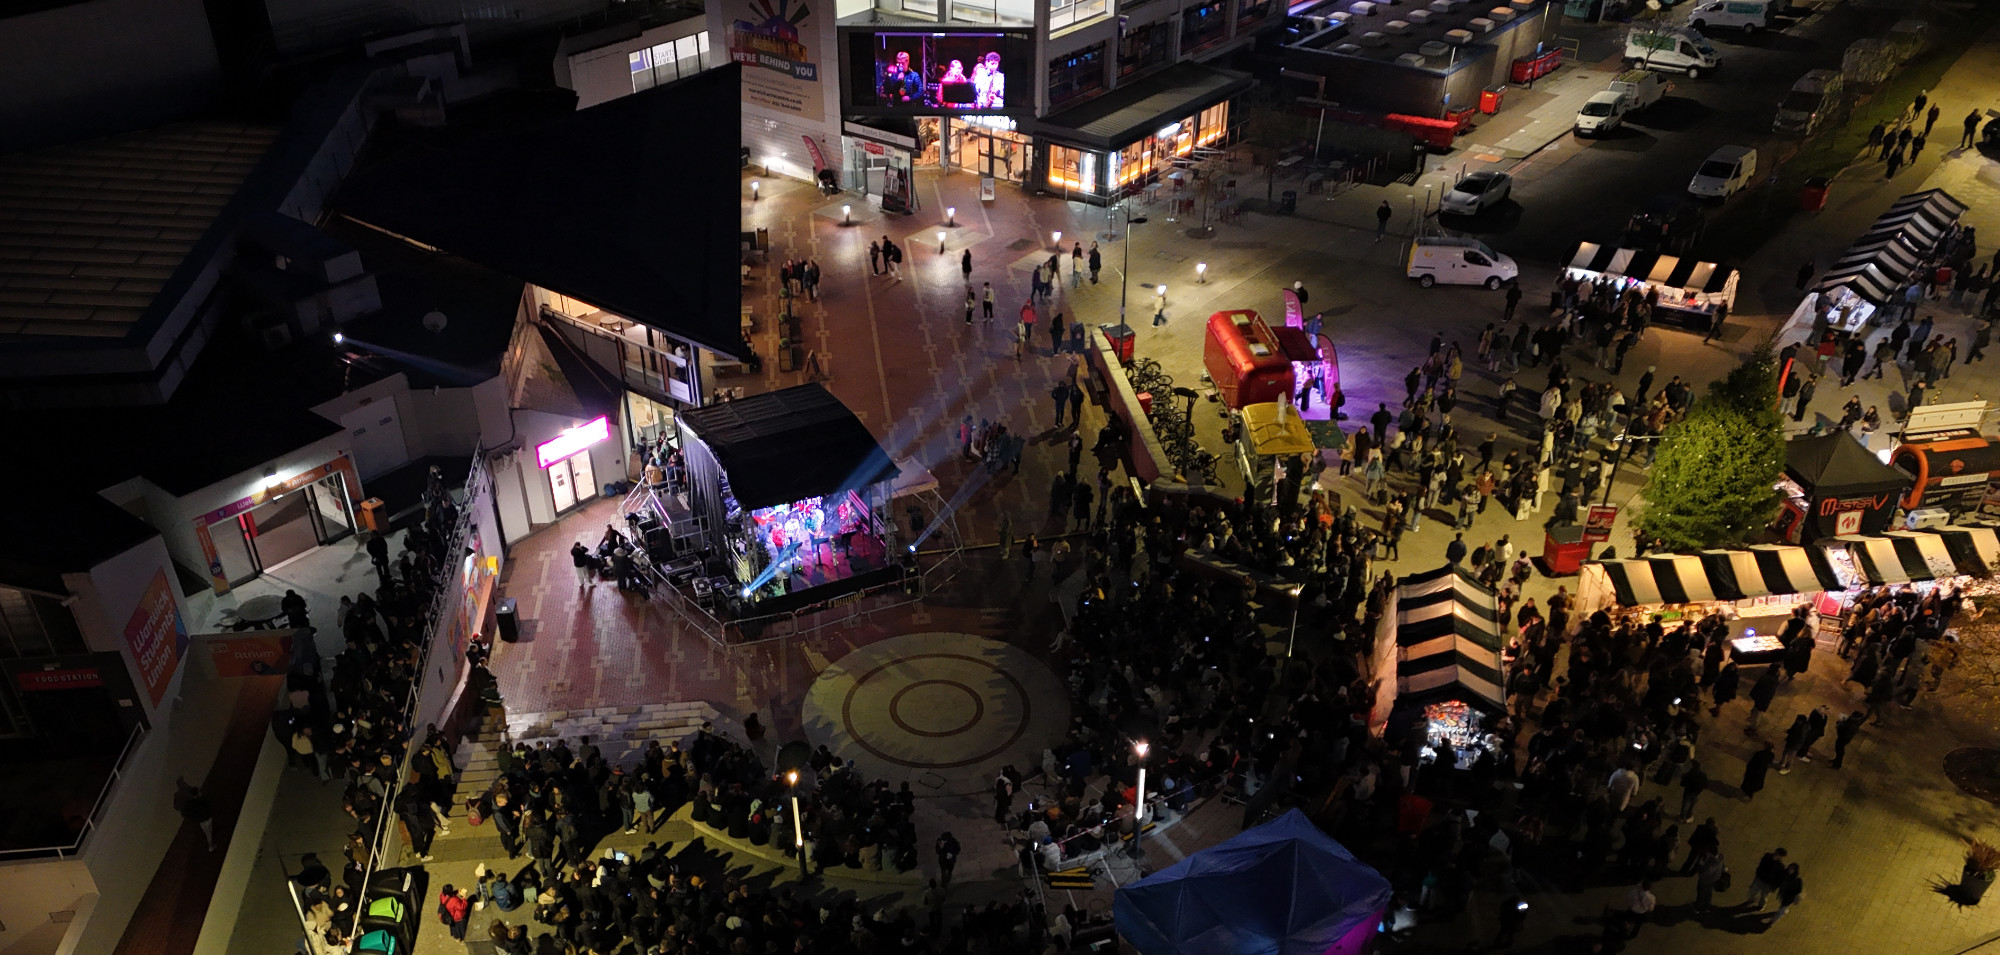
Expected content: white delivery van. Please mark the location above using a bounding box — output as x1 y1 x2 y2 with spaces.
1578 69 1671 135
1407 236 1518 289
1575 91 1631 136
1773 68 1844 134
1688 0 1770 32
1688 144 1757 198
1625 26 1721 77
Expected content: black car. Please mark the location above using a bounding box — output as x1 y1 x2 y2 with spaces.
1623 193 1706 254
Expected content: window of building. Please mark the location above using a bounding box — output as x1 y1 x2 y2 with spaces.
1181 0 1228 52
1047 44 1106 108
1198 101 1231 146
1105 109 1211 193
630 32 713 94
1117 20 1173 79
1049 0 1109 31
1046 144 1100 194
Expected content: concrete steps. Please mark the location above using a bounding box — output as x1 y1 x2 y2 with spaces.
448 701 725 799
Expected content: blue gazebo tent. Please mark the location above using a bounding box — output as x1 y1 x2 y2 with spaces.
1114 809 1391 955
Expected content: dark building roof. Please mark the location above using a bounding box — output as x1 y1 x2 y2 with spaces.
1039 63 1252 150
1786 431 1910 494
338 65 748 360
678 383 899 511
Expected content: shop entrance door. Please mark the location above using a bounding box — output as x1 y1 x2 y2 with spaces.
547 451 598 515
304 474 355 546
952 124 1030 184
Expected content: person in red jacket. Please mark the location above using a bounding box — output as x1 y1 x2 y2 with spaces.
439 885 471 940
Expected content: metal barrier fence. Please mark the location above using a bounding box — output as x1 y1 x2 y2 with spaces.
0 722 146 861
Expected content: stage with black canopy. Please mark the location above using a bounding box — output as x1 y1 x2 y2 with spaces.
675 384 902 613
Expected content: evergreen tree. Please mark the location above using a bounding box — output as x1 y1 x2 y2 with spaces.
1637 347 1784 550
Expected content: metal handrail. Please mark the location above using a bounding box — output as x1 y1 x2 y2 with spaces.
0 721 147 861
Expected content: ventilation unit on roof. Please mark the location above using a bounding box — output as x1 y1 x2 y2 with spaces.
1334 42 1363 53
1384 18 1410 32
1419 39 1449 54
1397 52 1427 66
1487 5 1515 19
1359 30 1388 45
1407 9 1433 24
1443 27 1473 42
1430 0 1463 10
1467 16 1494 31
1329 10 1353 22
1350 1 1376 14
1509 0 1534 8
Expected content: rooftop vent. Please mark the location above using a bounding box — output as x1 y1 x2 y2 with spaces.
1487 5 1515 20
1359 29 1388 44
1396 52 1427 66
1384 18 1410 32
1468 16 1495 31
1443 27 1474 42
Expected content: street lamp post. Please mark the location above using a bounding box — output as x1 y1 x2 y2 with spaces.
1601 432 1664 506
1285 583 1306 657
1131 741 1150 856
787 771 809 882
1115 208 1149 337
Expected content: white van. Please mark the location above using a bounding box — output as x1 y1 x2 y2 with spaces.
1688 0 1770 33
1688 145 1758 198
1576 70 1671 136
1407 236 1518 289
1625 26 1721 78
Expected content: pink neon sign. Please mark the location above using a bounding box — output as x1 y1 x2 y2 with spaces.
537 416 610 468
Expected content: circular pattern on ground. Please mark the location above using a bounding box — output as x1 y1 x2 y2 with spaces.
1944 748 2000 805
801 633 1069 794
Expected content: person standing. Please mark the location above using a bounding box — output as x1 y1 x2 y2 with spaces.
1770 863 1805 922
1740 743 1775 801
1088 243 1102 284
366 532 391 579
1071 242 1084 288
175 778 216 851
992 772 1015 825
868 240 882 275
1018 301 1036 360
1621 881 1656 939
1678 760 1709 822
982 282 995 322
1048 311 1066 356
1051 380 1072 427
440 885 471 941
1745 848 1790 910
1831 709 1865 768
1502 281 1521 323
1925 102 1942 137
1747 665 1780 732
571 541 594 591
1375 200 1392 241
1791 374 1817 424
936 831 961 888
1965 109 1983 149
1797 706 1828 763
1693 846 1727 913
1775 714 1808 773
884 236 903 280
965 287 976 325
961 248 973 283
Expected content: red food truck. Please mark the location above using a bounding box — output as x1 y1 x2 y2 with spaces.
1204 310 1295 409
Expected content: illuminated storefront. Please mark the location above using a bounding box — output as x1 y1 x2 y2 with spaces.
1038 63 1246 203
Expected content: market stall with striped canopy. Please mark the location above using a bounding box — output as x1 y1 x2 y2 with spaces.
1577 545 1840 618
1824 528 1993 587
1390 565 1506 709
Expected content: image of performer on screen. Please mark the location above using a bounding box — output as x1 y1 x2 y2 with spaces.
878 50 919 104
973 52 1005 108
937 59 973 107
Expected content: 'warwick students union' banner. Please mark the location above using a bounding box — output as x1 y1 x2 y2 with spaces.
124 570 189 705
726 0 825 123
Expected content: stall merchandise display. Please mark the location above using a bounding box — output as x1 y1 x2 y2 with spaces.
1728 630 1787 665
1422 700 1495 770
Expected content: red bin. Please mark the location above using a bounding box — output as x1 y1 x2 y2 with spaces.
1800 176 1830 212
1103 324 1136 362
1480 85 1507 115
1509 56 1536 84
1136 391 1153 416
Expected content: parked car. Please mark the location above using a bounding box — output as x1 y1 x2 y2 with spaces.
1773 68 1844 134
1438 171 1512 215
1407 236 1518 289
1688 145 1758 199
1576 70 1671 136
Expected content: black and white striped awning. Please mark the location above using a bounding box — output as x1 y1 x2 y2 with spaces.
1931 525 2000 578
1395 565 1504 710
1591 545 1839 608
1814 189 1966 305
1831 529 1984 585
1567 242 1733 294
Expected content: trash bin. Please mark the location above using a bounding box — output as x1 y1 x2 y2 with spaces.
1136 391 1153 416
1480 84 1507 115
1800 176 1830 212
1541 524 1589 575
357 497 386 533
496 597 519 643
1101 324 1136 362
1280 189 1298 214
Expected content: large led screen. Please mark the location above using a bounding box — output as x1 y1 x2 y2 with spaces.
847 30 1033 112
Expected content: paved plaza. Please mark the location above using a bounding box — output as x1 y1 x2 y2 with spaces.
199 16 2000 955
